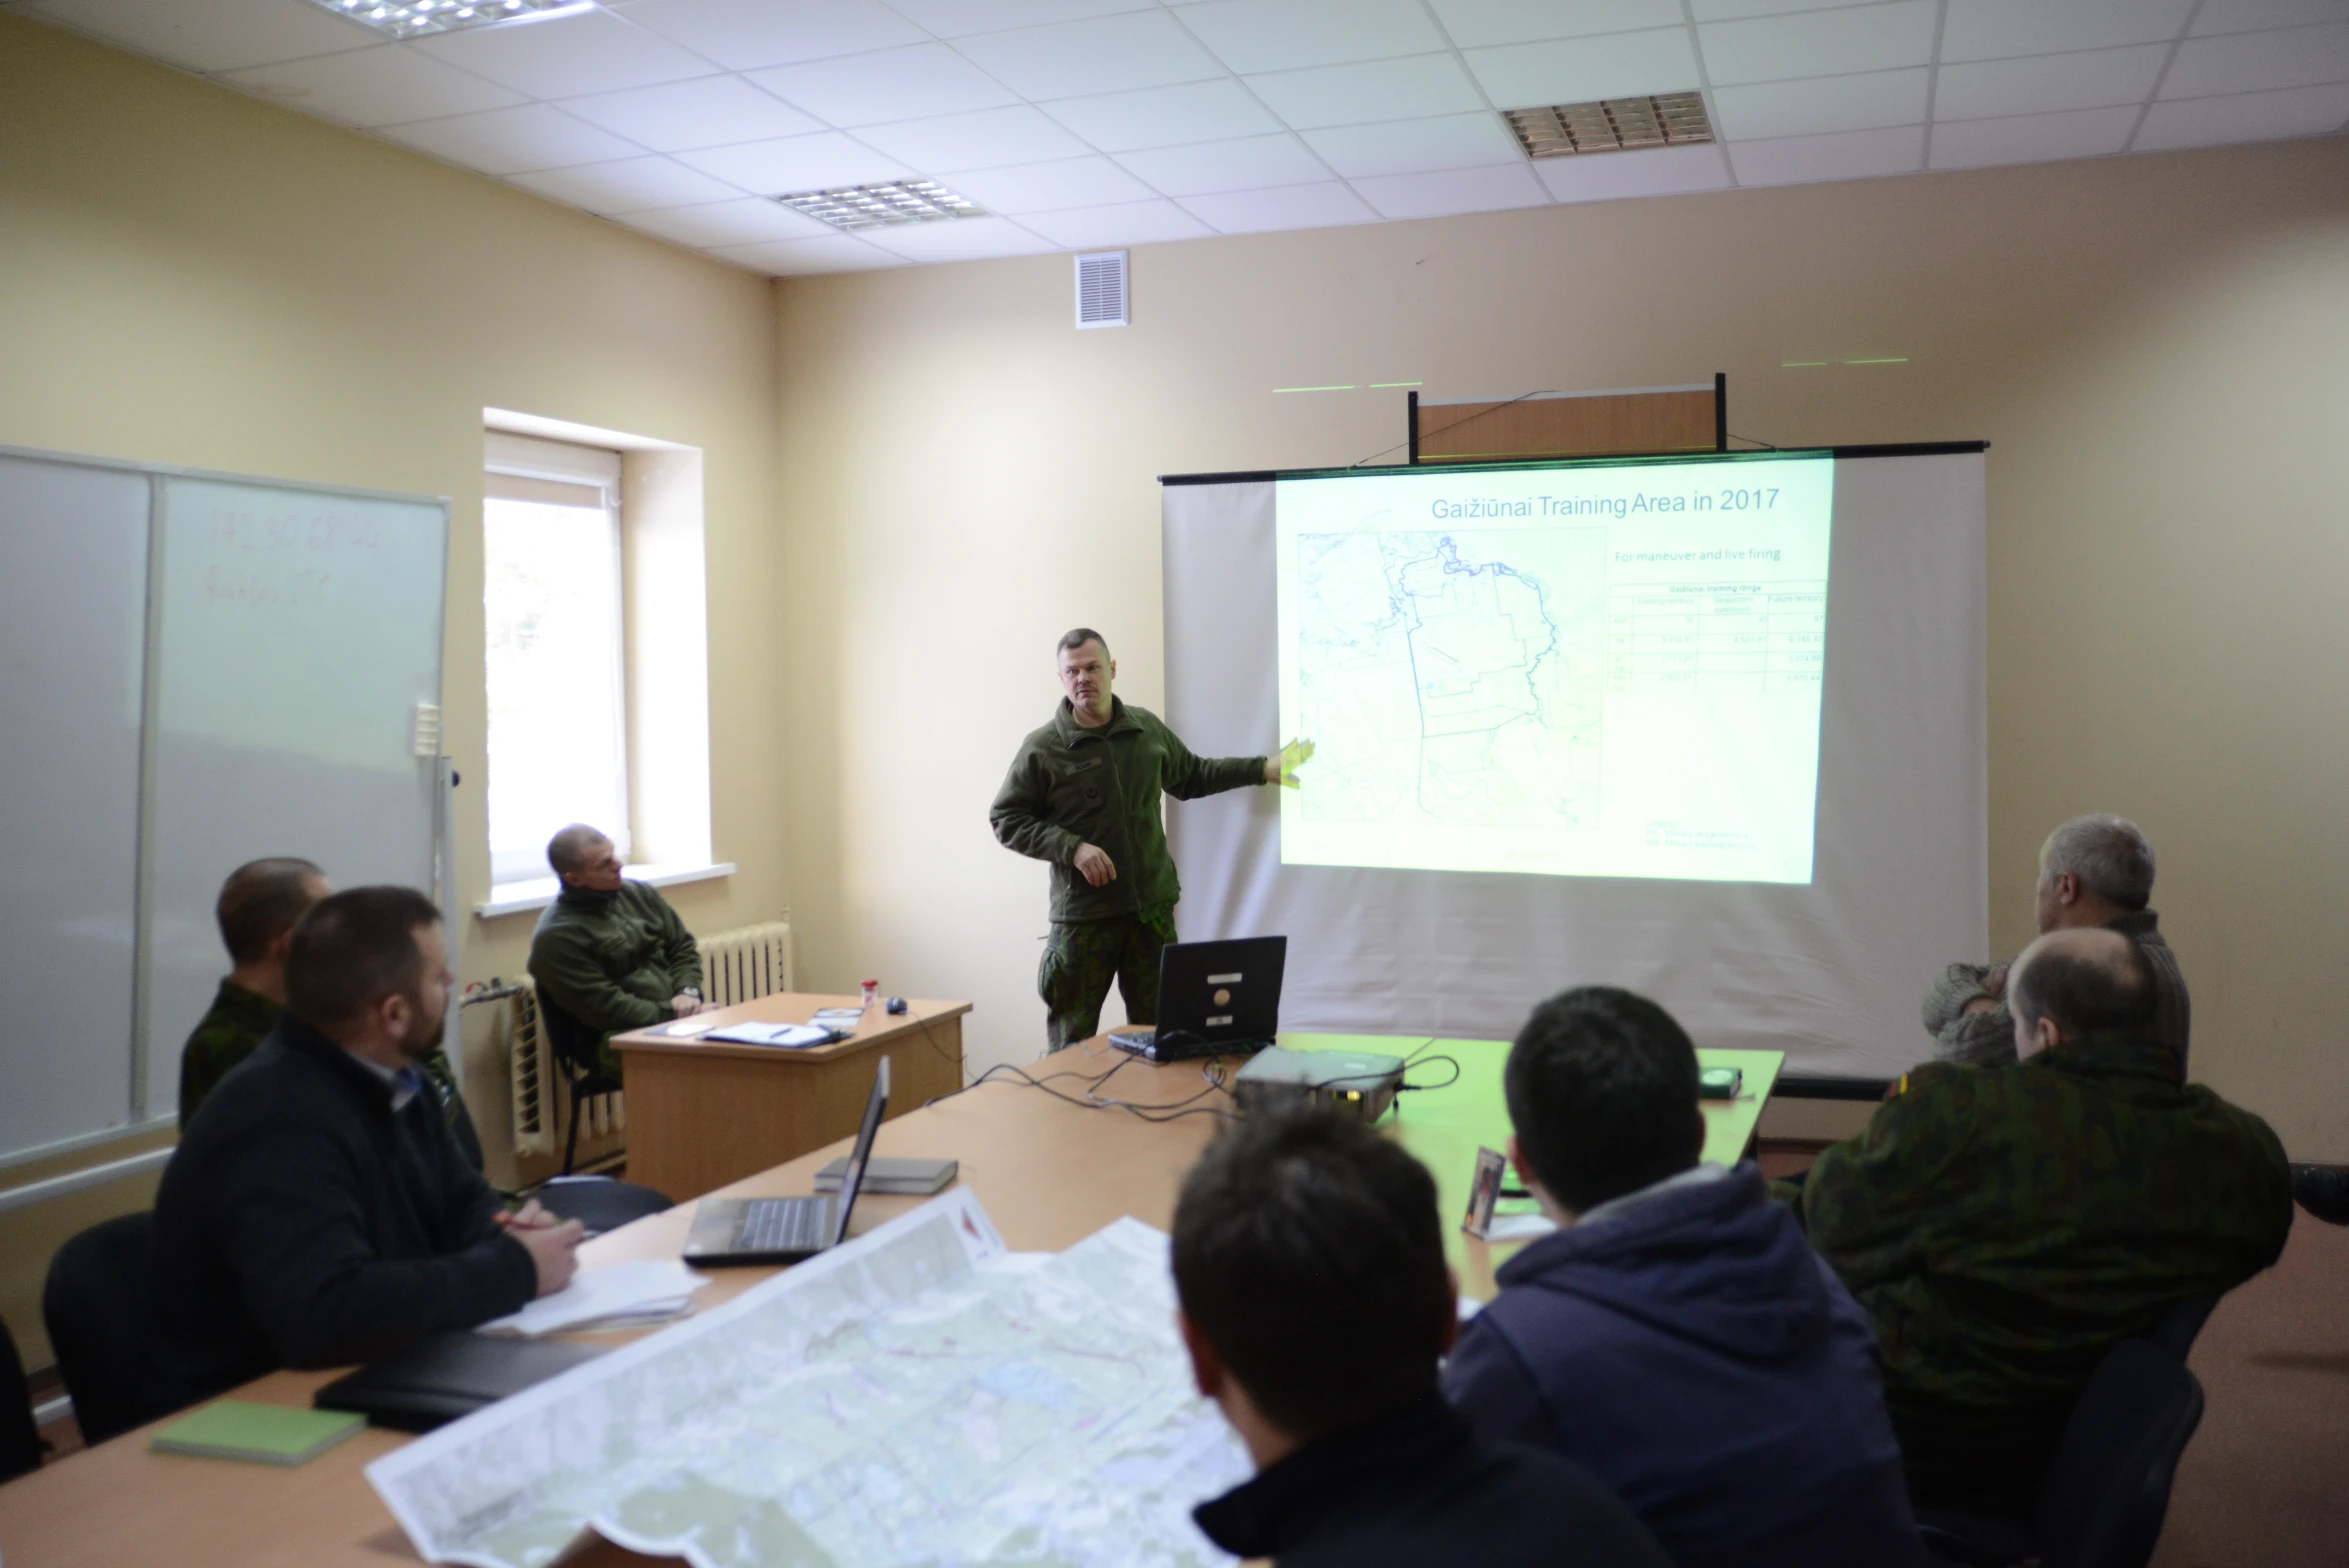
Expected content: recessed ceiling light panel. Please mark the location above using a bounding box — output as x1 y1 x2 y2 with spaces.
1505 92 1714 158
307 0 595 41
773 180 986 231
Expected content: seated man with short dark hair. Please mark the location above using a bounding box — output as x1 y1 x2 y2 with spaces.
528 824 703 1076
177 856 328 1125
1444 987 1922 1568
1794 926 2292 1514
1176 1106 1671 1568
149 887 582 1414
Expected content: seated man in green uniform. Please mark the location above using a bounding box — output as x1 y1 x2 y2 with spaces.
989 628 1311 1051
527 824 704 1077
179 857 483 1168
1788 926 2291 1515
178 857 329 1125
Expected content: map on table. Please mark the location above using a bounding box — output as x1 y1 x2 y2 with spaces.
368 1189 1249 1568
1293 527 1607 832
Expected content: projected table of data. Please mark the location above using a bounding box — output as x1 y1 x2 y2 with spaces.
1606 583 1826 694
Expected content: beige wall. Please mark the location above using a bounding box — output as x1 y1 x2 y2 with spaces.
0 15 784 1363
774 137 2349 1157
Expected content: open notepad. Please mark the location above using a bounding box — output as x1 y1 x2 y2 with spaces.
479 1260 711 1337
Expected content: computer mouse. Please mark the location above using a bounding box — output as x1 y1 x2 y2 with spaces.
886 996 908 1014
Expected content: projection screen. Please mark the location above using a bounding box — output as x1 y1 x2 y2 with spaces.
1161 445 1986 1081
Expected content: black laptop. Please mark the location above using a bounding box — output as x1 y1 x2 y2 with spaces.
1109 936 1287 1063
682 1057 889 1266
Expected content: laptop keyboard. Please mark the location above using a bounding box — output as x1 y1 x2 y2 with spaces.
738 1199 828 1253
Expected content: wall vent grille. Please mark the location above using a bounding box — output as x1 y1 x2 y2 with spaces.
1504 92 1714 158
1075 251 1128 329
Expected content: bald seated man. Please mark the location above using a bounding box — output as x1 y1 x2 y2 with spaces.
1923 814 2191 1074
1788 927 2290 1516
527 825 704 1077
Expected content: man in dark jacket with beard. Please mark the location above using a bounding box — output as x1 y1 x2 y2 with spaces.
1444 987 1923 1568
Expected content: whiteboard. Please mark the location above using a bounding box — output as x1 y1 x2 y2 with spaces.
144 478 448 1115
0 446 447 1162
0 456 150 1158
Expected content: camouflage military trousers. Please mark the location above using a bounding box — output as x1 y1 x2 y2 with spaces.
1039 905 1177 1052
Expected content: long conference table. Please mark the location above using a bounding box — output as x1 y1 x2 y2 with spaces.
0 1032 1779 1567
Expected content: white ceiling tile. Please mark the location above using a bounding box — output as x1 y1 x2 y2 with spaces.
378 103 647 175
1726 122 1924 185
1177 0 1446 75
616 0 925 71
1177 179 1377 232
1941 0 2197 64
1532 142 1733 202
948 155 1159 211
1039 78 1283 149
1428 0 1684 51
1350 161 1550 219
1928 104 2139 168
2133 80 2349 148
408 10 717 99
619 195 835 245
2194 0 2349 37
886 0 1153 38
1691 0 1893 18
674 131 914 193
1462 27 1702 109
219 44 523 128
507 154 747 213
1933 45 2169 121
861 215 1062 260
2162 22 2349 99
953 11 1227 99
749 44 1021 127
708 233 907 273
1302 111 1523 178
855 105 1094 171
1020 198 1216 246
1114 131 1328 193
1699 0 1936 87
1245 54 1485 131
24 0 374 73
556 76 821 151
1714 67 1926 139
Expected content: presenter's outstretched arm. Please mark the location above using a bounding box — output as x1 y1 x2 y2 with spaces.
1263 738 1316 788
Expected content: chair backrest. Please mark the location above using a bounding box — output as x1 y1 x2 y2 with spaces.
2035 1338 2205 1568
0 1308 42 1483
41 1211 164 1447
534 991 608 1079
2141 1292 2221 1362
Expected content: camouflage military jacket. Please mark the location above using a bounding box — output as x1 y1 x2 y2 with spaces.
1787 1031 2290 1510
177 979 283 1127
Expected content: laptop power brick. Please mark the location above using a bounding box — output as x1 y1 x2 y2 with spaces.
1231 1047 1405 1124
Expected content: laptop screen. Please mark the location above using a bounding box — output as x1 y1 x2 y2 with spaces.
831 1056 890 1246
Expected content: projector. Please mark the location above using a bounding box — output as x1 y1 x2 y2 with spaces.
1231 1047 1405 1124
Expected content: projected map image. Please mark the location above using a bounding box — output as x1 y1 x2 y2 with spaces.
1296 527 1606 832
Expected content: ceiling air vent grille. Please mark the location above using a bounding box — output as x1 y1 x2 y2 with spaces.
1075 251 1128 330
773 179 983 230
1504 92 1714 158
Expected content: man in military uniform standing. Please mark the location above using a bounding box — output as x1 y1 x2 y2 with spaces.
1788 926 2290 1515
991 629 1312 1052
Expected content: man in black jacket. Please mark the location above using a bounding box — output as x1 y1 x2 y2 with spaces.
149 886 581 1415
1175 1106 1670 1568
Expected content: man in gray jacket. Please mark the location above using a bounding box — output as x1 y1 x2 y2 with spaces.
990 629 1310 1051
1922 813 2190 1075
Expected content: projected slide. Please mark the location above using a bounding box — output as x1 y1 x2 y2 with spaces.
1275 456 1833 883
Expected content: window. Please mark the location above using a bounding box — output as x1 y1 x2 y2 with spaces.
483 436 627 886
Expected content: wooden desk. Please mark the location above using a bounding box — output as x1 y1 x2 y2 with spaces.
608 993 970 1200
0 1032 1776 1566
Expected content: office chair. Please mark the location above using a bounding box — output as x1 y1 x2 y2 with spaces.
1919 1337 2206 1568
42 1212 166 1447
534 992 624 1177
0 1312 42 1483
528 1175 674 1235
2142 1291 2222 1363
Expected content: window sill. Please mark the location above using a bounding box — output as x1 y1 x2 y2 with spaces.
475 861 736 920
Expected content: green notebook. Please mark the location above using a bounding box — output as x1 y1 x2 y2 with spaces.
149 1400 365 1466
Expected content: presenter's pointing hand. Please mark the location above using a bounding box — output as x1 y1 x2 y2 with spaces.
516 1216 586 1297
1073 843 1117 887
1267 738 1316 789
